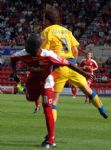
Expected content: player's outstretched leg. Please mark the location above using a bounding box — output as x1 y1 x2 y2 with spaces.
89 92 108 119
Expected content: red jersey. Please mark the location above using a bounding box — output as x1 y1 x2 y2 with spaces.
79 58 98 75
11 49 70 82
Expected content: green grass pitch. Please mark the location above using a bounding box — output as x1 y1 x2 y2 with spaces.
0 94 111 150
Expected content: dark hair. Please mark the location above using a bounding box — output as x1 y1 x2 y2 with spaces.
45 9 59 24
25 34 41 57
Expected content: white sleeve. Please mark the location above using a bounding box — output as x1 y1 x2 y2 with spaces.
12 49 28 57
41 49 61 60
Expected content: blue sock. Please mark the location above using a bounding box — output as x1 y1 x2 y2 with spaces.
98 106 108 119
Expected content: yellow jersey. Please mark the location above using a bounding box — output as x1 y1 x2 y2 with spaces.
41 25 79 59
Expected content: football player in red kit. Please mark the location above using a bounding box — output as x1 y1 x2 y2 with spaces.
10 34 92 148
71 52 98 102
79 52 98 102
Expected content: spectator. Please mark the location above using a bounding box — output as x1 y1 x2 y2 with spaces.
0 55 4 69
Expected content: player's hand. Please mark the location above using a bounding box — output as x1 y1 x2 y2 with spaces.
10 73 20 82
86 74 96 80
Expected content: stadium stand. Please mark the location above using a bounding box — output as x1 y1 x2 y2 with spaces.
0 0 109 46
80 1 111 47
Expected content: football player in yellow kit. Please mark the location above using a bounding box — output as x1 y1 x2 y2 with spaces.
41 8 108 121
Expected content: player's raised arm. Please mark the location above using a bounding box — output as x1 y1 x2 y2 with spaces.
68 63 94 80
46 50 94 79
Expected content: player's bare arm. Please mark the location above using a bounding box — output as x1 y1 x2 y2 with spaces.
72 46 79 60
69 63 94 80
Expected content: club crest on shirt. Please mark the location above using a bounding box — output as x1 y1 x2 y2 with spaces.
38 60 44 65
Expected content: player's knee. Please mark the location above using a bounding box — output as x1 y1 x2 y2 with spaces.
26 94 36 101
42 95 53 107
89 91 97 100
82 83 92 95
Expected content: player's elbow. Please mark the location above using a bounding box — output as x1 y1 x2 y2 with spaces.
72 46 79 59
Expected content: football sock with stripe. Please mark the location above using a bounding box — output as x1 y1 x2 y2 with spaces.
52 105 57 122
89 92 102 108
89 92 108 119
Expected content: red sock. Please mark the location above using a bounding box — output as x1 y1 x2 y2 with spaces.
85 95 89 103
72 87 78 97
43 88 55 144
43 106 55 144
35 98 40 108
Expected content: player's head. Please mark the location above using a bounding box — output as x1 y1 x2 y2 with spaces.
25 34 42 57
44 8 60 27
86 51 93 60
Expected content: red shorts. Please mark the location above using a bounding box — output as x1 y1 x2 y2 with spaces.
25 82 44 101
25 76 54 106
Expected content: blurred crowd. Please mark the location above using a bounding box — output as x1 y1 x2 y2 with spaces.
81 3 111 48
0 0 45 46
0 0 110 47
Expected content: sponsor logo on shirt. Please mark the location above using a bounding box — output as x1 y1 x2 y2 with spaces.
30 66 44 71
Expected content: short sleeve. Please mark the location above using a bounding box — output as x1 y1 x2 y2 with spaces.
69 32 80 47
